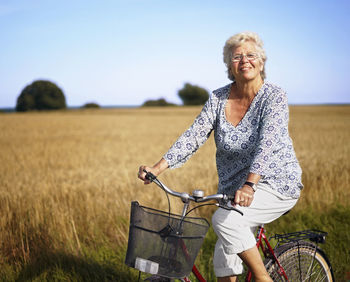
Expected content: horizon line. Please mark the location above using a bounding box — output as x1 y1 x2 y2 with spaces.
1 103 350 112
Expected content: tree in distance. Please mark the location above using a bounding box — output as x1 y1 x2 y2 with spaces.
142 98 177 107
178 83 209 105
16 80 67 112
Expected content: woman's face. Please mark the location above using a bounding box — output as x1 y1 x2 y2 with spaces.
231 41 263 83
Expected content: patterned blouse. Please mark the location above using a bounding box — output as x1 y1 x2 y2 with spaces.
163 82 303 199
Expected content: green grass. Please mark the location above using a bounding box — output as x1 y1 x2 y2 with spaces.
0 246 138 282
1 206 349 281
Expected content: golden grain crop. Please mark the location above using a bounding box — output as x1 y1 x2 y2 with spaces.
0 105 349 264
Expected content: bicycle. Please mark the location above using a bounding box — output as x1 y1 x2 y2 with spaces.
125 171 334 281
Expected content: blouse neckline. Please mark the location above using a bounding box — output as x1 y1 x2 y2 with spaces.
222 81 266 129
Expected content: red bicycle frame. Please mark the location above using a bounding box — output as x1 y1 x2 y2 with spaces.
191 225 288 282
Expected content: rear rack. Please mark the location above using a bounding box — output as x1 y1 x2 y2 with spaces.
273 230 328 244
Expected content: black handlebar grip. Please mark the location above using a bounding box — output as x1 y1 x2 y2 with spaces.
143 169 156 182
221 194 244 216
226 194 235 201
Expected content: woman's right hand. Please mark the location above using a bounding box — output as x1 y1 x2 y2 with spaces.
138 165 157 185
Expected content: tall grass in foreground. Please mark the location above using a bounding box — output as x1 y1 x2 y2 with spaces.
0 105 349 281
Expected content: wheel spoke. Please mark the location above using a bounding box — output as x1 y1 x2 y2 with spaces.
302 257 328 282
304 247 316 281
265 242 333 282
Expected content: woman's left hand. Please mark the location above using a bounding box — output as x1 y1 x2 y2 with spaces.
233 185 255 207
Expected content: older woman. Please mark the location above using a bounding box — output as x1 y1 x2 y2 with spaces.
138 31 303 281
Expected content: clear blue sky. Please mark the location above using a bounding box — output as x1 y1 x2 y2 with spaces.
1 0 350 108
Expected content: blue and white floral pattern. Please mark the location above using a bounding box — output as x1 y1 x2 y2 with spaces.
164 82 303 199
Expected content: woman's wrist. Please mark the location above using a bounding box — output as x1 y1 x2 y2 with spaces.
246 172 261 185
152 158 169 176
244 181 257 192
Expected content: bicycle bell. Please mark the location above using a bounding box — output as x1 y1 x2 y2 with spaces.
192 190 204 198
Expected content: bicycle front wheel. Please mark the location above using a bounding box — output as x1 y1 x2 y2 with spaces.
264 241 334 281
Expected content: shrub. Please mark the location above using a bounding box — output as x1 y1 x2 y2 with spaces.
81 103 100 109
142 98 176 107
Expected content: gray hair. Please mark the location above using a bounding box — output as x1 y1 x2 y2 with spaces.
223 31 267 81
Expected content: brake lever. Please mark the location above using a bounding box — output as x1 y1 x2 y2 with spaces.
218 196 244 216
218 204 244 216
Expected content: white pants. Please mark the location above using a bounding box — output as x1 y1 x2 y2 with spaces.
211 183 298 277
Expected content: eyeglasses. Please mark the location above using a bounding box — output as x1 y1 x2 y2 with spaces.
231 53 260 62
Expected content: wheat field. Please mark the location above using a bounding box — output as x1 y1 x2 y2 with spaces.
0 105 349 280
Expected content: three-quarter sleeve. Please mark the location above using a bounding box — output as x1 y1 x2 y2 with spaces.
250 88 290 176
163 93 218 168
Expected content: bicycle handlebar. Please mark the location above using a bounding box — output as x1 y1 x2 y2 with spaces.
144 170 243 216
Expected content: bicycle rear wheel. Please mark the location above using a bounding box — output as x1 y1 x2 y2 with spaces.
264 241 334 281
